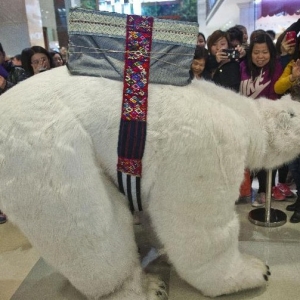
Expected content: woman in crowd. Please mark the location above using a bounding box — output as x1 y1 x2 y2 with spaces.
21 46 54 77
276 31 297 69
274 36 300 222
227 26 244 49
206 30 250 203
50 50 64 67
235 24 249 49
206 30 245 92
196 32 206 48
0 42 27 95
240 33 284 207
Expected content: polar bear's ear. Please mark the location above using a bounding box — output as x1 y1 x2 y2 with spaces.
276 109 294 130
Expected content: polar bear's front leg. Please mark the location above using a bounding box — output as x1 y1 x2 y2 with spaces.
148 201 270 297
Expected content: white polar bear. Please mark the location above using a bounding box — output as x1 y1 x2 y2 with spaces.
1 66 300 299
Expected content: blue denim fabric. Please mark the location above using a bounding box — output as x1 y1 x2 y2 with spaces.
67 9 198 86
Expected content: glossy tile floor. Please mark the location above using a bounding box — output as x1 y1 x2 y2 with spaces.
1 184 300 300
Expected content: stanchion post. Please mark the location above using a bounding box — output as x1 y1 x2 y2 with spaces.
265 169 272 224
248 169 287 227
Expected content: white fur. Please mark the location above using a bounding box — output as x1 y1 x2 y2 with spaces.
1 66 300 298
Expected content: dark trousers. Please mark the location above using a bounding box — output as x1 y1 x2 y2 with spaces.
255 165 289 194
289 157 300 211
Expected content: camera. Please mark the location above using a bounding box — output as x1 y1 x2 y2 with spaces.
222 49 240 60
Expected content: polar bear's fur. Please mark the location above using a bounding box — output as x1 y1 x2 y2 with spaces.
1 66 300 299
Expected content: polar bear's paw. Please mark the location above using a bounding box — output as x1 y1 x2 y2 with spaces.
202 254 270 297
144 274 168 300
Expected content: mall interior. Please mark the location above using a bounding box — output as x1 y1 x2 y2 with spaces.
1 1 300 300
0 0 299 56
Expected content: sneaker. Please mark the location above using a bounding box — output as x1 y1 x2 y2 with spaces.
277 183 295 198
272 186 286 201
0 211 7 224
235 195 251 205
252 193 266 207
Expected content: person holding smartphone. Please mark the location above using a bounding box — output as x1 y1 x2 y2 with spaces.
276 31 297 69
206 30 244 92
274 36 300 222
206 30 252 204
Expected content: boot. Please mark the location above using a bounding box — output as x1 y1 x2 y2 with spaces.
286 193 300 211
288 193 300 223
0 210 6 224
290 211 300 223
286 202 297 211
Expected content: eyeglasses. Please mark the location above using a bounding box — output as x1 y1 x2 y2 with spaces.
31 57 48 65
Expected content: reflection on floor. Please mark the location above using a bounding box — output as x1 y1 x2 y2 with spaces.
1 196 300 300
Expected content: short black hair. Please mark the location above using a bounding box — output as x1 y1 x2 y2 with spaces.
266 30 276 40
13 54 21 60
194 46 208 60
0 43 4 54
227 26 243 45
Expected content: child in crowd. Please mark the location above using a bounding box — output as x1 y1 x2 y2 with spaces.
189 47 209 81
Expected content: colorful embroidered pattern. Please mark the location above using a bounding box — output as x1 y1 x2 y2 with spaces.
117 15 153 178
117 15 153 211
117 157 142 175
68 8 197 45
122 15 153 122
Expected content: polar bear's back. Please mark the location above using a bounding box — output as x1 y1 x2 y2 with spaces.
0 66 260 188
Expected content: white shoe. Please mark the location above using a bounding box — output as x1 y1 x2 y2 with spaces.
252 193 266 207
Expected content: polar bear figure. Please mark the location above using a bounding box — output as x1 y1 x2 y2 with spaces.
1 66 300 299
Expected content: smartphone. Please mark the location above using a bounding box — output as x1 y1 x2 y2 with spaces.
222 49 240 60
286 31 296 43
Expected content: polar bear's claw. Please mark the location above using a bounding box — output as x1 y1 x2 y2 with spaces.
145 274 168 300
264 265 271 280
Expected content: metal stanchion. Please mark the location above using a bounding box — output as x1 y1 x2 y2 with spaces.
248 169 287 227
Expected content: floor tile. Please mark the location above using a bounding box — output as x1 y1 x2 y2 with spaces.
1 197 300 300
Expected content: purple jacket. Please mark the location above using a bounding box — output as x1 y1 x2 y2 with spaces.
240 60 283 100
0 64 8 79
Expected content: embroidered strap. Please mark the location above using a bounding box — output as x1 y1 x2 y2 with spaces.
117 15 154 212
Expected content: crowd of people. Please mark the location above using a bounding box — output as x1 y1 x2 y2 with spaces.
1 19 300 224
0 44 67 224
190 19 300 223
0 44 66 96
